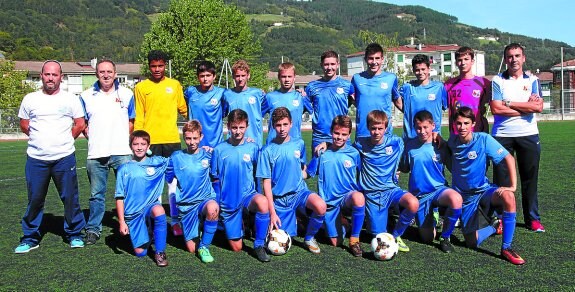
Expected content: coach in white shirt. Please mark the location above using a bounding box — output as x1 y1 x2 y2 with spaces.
15 60 86 253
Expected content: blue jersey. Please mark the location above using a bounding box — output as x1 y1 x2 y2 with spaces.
400 80 447 139
223 87 268 147
354 135 403 192
184 85 226 147
307 145 361 207
264 90 313 145
305 77 354 144
352 71 400 138
166 149 216 213
448 132 509 194
256 139 307 197
211 140 259 212
403 139 449 196
115 156 168 219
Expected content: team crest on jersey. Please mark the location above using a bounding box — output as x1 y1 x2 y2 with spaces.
467 151 477 160
343 160 353 168
336 87 344 94
292 99 299 107
523 85 529 91
243 153 251 162
380 82 389 89
472 90 481 98
294 150 301 158
166 87 173 94
427 94 436 101
248 96 256 104
432 153 439 162
146 167 156 175
201 159 209 168
210 98 218 106
497 148 504 155
385 146 393 155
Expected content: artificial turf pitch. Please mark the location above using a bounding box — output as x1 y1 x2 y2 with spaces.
1 121 574 290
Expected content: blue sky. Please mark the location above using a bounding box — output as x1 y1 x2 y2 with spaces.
377 0 574 46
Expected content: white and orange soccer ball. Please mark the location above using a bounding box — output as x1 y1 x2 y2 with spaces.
266 229 292 255
371 232 399 261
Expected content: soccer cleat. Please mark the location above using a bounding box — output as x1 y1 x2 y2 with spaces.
349 241 363 257
155 252 169 267
305 238 321 254
14 243 39 254
529 220 545 233
395 236 410 252
70 238 85 248
501 247 525 265
254 246 271 262
439 237 455 253
492 218 503 235
198 246 214 263
84 232 99 245
172 223 183 236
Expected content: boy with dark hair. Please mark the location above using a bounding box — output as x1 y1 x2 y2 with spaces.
115 130 169 267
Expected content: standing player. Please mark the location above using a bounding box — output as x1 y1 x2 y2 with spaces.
184 60 226 148
354 110 419 252
211 109 272 262
134 50 188 236
352 43 401 139
397 54 447 140
307 115 365 256
305 50 354 151
400 110 462 253
115 130 169 267
490 43 545 232
264 62 312 144
223 60 269 147
166 121 220 263
448 107 525 265
444 46 491 135
257 107 327 254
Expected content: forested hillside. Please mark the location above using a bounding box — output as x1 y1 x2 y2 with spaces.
0 0 572 75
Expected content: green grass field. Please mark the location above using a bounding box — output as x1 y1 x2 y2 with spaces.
1 122 574 290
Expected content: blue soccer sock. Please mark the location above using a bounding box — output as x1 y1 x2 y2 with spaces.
392 209 416 238
441 208 462 239
199 219 218 249
476 225 496 247
501 211 516 250
153 214 167 253
351 206 365 238
304 213 325 241
253 212 270 248
169 194 179 225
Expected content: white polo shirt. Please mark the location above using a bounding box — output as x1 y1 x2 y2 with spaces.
18 90 84 160
80 81 135 159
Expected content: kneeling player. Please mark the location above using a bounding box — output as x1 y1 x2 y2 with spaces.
401 110 462 253
307 115 365 256
166 120 219 263
211 109 271 262
115 130 169 267
257 107 327 254
448 107 525 265
355 110 419 252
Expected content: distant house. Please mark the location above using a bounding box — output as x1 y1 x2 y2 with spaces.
14 60 144 96
477 35 499 42
550 59 575 111
346 43 486 80
534 71 554 110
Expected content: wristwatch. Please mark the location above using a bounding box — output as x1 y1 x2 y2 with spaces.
503 100 511 107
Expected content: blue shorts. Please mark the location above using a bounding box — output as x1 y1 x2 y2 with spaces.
126 203 160 249
180 199 214 242
461 186 500 234
365 187 408 235
414 186 450 228
220 193 256 240
274 188 314 236
324 192 354 238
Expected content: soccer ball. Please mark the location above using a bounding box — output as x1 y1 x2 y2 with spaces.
266 229 292 255
371 232 398 261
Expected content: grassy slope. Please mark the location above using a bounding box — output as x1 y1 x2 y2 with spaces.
0 122 574 290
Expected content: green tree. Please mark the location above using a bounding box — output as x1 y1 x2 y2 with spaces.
0 60 36 108
140 0 272 89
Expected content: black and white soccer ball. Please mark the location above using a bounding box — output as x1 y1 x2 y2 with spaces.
371 232 398 261
266 229 292 255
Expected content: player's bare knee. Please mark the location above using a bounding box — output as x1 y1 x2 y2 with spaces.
404 194 419 212
205 201 219 220
151 205 166 217
351 191 365 206
502 191 516 211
